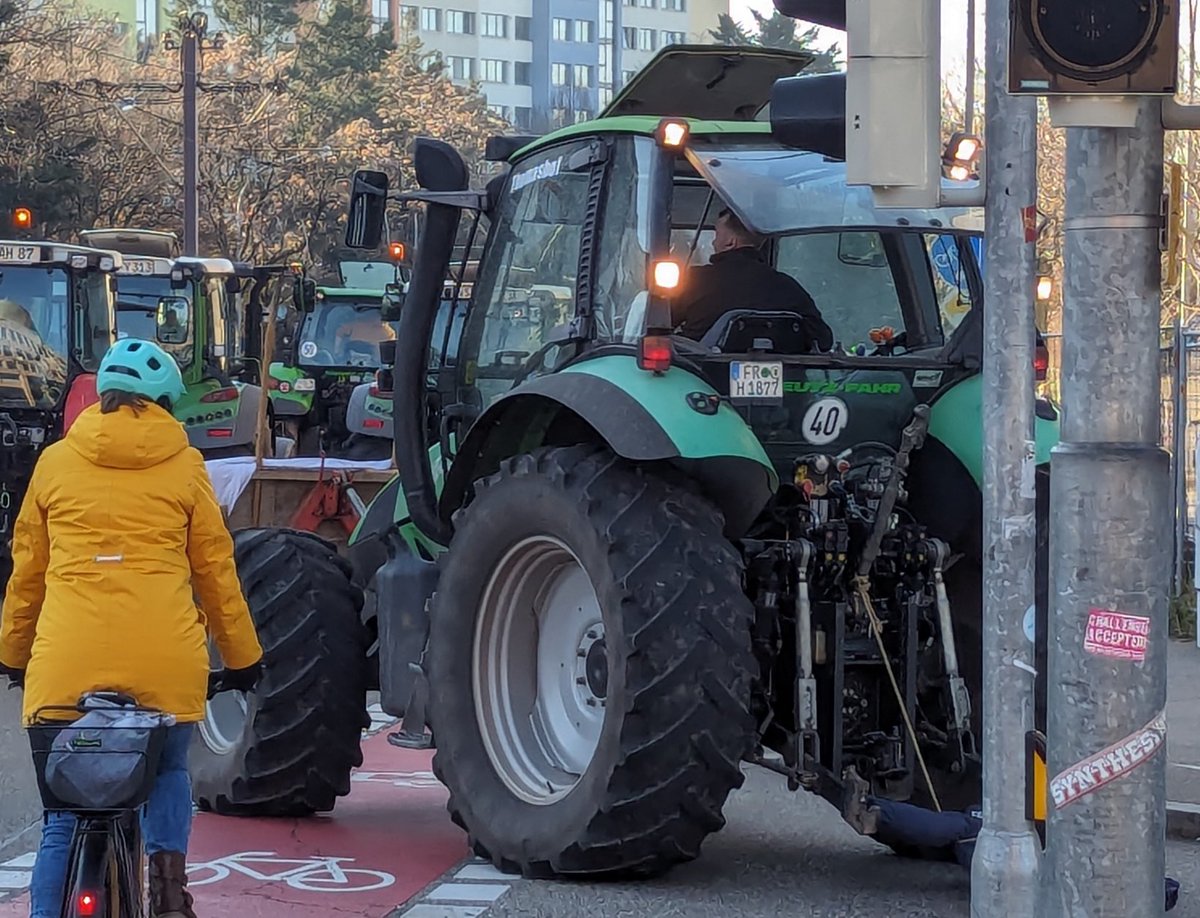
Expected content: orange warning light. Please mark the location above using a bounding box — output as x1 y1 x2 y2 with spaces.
388 241 406 261
13 207 32 229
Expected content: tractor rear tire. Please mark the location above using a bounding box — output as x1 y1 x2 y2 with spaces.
427 445 757 879
190 529 370 816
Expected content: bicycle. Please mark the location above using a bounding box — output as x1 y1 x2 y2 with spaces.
26 673 238 918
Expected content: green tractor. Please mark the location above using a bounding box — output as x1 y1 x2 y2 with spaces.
200 47 1058 876
267 274 402 459
79 229 271 457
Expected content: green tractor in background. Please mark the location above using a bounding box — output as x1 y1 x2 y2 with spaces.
267 258 404 459
196 47 1059 879
79 229 274 457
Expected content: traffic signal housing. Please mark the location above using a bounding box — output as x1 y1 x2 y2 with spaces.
1009 0 1178 96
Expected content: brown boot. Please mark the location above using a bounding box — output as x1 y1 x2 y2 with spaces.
148 851 198 918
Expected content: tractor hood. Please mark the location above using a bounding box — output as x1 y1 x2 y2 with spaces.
601 45 814 121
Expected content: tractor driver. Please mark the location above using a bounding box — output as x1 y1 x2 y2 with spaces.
669 208 833 351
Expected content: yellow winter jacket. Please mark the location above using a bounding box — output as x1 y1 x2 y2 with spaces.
0 402 263 724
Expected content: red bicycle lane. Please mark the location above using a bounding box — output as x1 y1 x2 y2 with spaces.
0 731 470 917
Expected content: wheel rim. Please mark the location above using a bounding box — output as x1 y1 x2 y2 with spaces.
200 642 250 756
474 536 606 805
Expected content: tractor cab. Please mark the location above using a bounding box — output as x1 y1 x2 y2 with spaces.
0 237 122 576
270 280 401 457
80 228 268 456
341 45 1059 883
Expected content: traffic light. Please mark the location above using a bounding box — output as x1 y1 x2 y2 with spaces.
1009 0 1179 95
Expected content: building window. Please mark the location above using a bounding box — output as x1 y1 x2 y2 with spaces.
636 28 655 50
622 26 635 49
488 104 510 120
638 0 653 7
446 10 474 33
599 87 613 107
551 107 571 128
622 68 637 83
420 7 439 30
480 59 507 83
573 64 592 88
551 62 570 86
514 106 532 129
574 20 594 42
515 15 531 40
370 0 388 31
552 17 570 41
514 61 532 85
574 109 592 124
660 30 685 45
480 12 506 37
447 55 473 80
599 58 612 85
399 4 418 29
663 0 685 8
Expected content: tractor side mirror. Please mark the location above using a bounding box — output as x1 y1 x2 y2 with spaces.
379 339 397 367
346 169 389 249
293 278 317 313
156 296 190 344
381 282 405 321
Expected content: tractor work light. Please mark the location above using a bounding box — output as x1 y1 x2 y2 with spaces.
13 207 31 229
655 119 689 150
99 256 115 271
651 259 682 292
70 254 87 269
942 132 982 181
1037 275 1053 301
638 335 673 374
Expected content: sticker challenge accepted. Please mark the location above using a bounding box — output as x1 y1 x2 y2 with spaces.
1084 608 1150 662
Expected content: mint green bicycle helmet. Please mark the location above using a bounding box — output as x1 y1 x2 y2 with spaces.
97 338 187 407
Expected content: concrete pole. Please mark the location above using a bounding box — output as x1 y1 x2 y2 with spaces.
1043 100 1169 918
968 1 1042 914
182 21 199 257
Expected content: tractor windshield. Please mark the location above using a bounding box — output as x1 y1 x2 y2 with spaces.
0 266 76 408
296 297 397 368
114 274 194 368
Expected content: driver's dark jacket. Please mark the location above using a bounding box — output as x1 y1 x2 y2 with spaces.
670 247 833 350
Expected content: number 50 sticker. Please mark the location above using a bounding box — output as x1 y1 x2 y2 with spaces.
802 397 849 445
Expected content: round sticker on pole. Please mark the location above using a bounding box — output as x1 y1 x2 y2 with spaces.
801 397 849 445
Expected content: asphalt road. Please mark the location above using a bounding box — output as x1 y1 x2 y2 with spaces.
474 768 1200 918
0 685 40 861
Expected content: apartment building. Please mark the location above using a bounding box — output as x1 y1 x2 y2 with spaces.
83 0 728 132
390 0 728 131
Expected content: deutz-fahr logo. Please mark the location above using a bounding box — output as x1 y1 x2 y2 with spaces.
783 380 902 396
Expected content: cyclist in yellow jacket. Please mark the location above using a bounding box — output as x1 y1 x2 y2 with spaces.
0 338 264 918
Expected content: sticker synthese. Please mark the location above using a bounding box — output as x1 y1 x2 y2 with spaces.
783 380 902 396
1050 710 1166 810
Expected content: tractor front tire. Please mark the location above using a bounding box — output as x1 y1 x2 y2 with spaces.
428 445 757 879
190 529 370 816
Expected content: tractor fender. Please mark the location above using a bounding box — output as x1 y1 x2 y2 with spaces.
926 374 1060 487
442 354 779 537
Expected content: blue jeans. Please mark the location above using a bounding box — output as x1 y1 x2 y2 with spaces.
29 723 195 918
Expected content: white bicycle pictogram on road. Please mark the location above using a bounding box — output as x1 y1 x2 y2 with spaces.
352 770 442 789
187 851 395 892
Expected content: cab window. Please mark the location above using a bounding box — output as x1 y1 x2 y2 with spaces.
461 142 591 408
